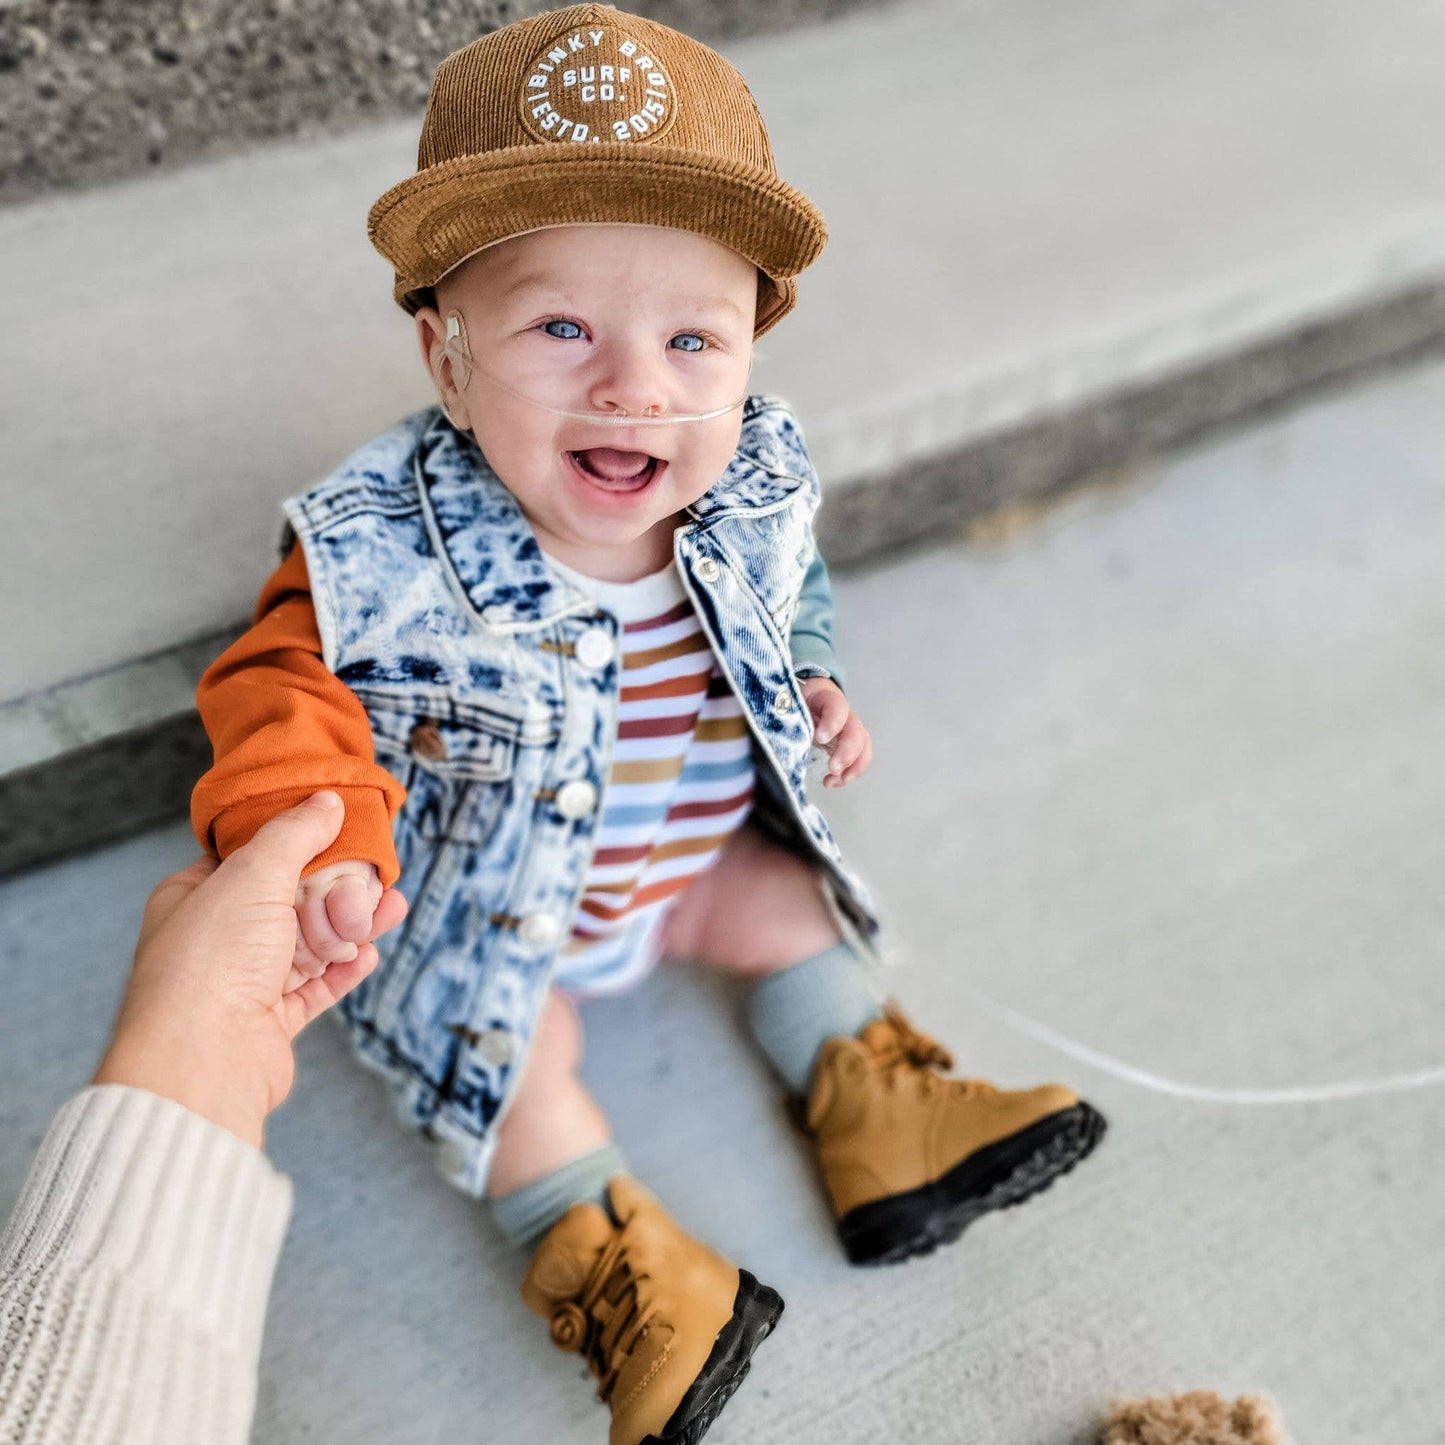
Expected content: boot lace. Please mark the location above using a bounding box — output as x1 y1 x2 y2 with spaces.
875 1003 998 1101
547 1230 659 1404
877 1003 955 1072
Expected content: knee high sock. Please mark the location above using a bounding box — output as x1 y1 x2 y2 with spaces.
746 942 884 1096
489 1143 629 1250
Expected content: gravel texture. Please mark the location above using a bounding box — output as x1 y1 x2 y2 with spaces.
0 0 882 206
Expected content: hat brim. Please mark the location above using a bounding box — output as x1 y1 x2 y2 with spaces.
368 144 827 338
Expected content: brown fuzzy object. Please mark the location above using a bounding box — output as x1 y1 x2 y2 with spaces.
1101 1392 1288 1445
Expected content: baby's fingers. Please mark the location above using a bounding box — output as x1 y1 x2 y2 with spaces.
842 729 874 782
291 919 334 981
326 873 378 944
807 687 851 746
296 888 359 967
369 887 409 942
824 719 873 787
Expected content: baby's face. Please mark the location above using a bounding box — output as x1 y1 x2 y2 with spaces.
423 224 757 579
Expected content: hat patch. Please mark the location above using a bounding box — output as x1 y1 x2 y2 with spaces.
519 25 677 145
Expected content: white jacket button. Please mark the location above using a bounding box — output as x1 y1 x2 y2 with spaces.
555 779 599 818
518 912 563 949
774 686 796 713
695 556 721 582
434 1138 468 1178
475 1028 515 1066
575 627 614 670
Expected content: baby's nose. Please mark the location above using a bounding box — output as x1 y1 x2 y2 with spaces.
586 342 669 418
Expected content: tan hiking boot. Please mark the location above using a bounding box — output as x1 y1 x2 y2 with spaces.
804 1003 1106 1265
521 1175 783 1445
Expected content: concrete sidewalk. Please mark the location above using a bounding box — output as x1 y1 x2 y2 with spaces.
7 0 1445 703
3 358 1442 1443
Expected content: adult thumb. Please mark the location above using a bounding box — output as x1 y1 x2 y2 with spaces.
223 791 346 894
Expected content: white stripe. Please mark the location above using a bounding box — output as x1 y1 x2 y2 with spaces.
620 615 704 650
612 693 709 722
601 771 753 808
614 653 713 689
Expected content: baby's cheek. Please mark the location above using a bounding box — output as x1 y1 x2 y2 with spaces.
677 416 745 503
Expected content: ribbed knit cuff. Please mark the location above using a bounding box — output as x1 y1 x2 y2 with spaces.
0 1085 293 1445
747 943 883 1095
790 631 846 693
211 785 402 886
489 1143 628 1251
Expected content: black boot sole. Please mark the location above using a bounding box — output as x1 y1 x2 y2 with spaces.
641 1270 784 1445
837 1100 1108 1266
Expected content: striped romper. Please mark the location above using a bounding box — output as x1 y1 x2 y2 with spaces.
545 555 756 996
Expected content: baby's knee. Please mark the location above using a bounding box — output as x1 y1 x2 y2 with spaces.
735 826 826 904
689 827 841 973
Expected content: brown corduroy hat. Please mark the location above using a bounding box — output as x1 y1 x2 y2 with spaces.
367 3 827 338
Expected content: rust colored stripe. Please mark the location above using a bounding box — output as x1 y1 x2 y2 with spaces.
664 788 754 823
620 670 711 702
618 713 698 740
592 831 730 871
624 600 694 633
590 842 652 866
580 872 695 921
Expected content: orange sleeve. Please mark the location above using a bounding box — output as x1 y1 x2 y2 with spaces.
191 541 406 885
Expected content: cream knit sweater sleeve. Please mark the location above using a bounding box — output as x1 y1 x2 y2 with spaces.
0 1085 293 1445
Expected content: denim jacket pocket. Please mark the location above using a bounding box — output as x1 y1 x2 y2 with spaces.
360 691 520 847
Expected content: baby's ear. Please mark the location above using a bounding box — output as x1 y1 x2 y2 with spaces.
413 304 472 429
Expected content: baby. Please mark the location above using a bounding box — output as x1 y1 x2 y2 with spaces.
192 7 1105 1442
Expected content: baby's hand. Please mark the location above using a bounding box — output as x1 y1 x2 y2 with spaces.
800 677 873 788
293 860 384 982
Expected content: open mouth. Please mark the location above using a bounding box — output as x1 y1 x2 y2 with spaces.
567 447 663 494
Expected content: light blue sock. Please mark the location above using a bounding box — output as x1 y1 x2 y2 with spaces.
489 1143 628 1250
747 942 884 1095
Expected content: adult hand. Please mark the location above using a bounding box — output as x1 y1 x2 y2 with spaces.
92 792 407 1148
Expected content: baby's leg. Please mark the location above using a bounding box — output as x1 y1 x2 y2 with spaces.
486 988 623 1246
664 825 1105 1268
661 823 882 1093
490 985 786 1439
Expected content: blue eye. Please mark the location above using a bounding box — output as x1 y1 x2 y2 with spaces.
670 333 706 353
542 319 584 340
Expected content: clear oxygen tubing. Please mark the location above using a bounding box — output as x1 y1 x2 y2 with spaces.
957 984 1445 1105
443 311 751 428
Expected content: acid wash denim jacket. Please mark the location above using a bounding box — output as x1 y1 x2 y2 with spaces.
282 398 881 1195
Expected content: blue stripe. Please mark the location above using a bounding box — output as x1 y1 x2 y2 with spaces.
679 757 753 785
599 757 752 828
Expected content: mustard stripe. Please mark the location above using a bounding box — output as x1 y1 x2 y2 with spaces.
579 832 732 906
642 832 731 866
611 755 687 784
695 715 749 743
623 632 711 670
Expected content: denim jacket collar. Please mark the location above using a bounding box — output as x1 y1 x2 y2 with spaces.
414 401 808 632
